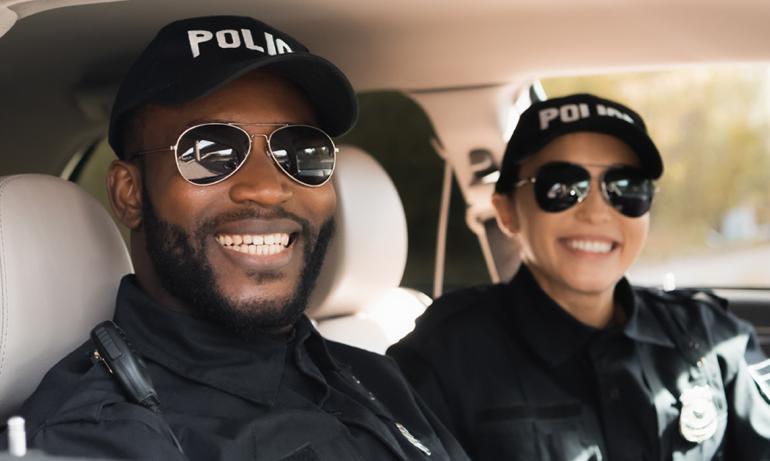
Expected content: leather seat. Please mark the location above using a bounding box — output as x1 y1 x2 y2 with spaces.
0 174 132 419
309 146 429 353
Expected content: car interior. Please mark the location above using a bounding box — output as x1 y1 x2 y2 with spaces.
1 0 770 431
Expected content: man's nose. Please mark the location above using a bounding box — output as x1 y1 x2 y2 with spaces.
228 144 293 206
574 180 612 223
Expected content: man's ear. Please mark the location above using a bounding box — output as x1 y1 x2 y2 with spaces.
107 160 144 230
492 192 519 238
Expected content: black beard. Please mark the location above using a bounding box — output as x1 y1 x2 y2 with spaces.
141 188 334 340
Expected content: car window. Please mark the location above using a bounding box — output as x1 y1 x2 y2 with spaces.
541 66 770 289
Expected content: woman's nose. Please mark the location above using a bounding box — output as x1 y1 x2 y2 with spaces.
574 179 612 223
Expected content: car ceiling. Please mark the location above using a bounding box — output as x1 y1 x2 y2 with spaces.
1 0 770 177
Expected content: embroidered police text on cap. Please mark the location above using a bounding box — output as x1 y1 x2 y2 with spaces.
537 101 636 131
186 28 294 58
495 93 663 193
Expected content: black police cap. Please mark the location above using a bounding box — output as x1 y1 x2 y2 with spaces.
496 93 663 192
108 15 358 157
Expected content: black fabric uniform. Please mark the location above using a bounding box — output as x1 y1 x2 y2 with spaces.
388 266 770 460
10 276 469 461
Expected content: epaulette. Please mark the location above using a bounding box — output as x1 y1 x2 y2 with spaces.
637 287 727 366
748 358 770 403
640 287 728 311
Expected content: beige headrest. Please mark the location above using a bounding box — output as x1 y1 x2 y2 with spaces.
0 174 132 418
308 146 409 319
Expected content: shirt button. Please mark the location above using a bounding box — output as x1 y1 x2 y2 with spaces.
609 388 620 400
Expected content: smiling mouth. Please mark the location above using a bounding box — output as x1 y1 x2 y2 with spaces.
564 239 616 254
215 232 293 255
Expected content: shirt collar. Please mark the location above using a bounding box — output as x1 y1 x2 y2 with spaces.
506 265 598 367
620 279 676 348
113 275 339 406
506 266 674 367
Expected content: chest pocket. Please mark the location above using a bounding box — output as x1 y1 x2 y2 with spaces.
475 405 605 461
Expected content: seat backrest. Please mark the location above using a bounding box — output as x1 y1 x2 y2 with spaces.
0 174 132 419
308 146 429 353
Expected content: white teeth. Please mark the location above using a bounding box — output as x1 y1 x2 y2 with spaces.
567 239 613 254
215 232 291 255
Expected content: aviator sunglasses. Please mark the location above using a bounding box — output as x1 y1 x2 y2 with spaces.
514 161 656 218
130 123 338 187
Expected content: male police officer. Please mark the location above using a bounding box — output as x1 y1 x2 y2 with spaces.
9 16 468 461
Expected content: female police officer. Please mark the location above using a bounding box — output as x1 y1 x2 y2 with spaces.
389 93 770 460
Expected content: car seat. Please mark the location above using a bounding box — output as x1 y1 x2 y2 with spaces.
0 174 132 419
308 146 429 353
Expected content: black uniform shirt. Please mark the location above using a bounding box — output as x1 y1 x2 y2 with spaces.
388 266 770 460
13 276 469 461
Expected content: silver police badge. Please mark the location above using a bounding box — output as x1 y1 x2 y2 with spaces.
679 385 718 443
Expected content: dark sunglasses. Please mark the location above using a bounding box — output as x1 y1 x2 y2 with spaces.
514 161 656 218
130 123 338 187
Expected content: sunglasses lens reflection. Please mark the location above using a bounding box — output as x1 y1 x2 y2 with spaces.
534 162 591 212
531 162 654 217
177 125 250 185
269 126 336 186
175 124 336 186
603 167 655 217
